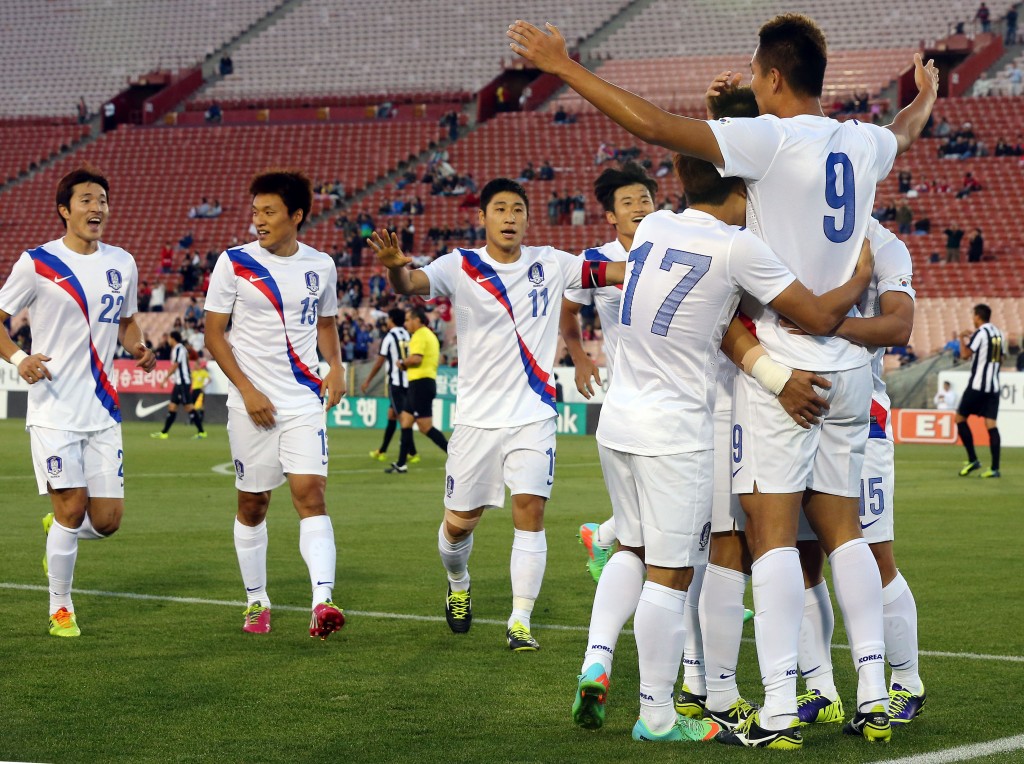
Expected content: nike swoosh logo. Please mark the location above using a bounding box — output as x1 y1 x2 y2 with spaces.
249 275 268 282
732 466 742 478
475 275 494 283
801 665 821 677
719 672 736 680
135 400 169 418
321 459 329 465
55 275 73 283
860 518 880 529
246 586 262 592
889 659 911 669
316 581 333 586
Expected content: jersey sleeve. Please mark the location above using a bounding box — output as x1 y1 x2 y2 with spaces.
705 116 785 182
121 257 140 319
861 123 899 183
203 252 236 314
729 231 798 305
969 329 984 353
379 333 394 359
563 286 594 306
0 252 37 316
420 251 461 299
874 236 915 302
319 261 339 318
556 250 585 290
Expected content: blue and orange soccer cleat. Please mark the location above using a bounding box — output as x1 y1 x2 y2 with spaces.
572 664 610 729
632 715 721 742
578 522 611 583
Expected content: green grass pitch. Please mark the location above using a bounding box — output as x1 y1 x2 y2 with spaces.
0 420 1021 763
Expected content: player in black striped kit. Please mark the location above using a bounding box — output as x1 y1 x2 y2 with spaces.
151 330 205 439
956 304 1003 477
363 308 417 465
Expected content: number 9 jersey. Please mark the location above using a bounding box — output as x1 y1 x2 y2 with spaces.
0 238 138 431
204 241 338 416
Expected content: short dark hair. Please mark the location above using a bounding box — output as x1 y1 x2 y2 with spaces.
708 86 760 120
593 161 658 212
388 308 406 326
974 303 992 322
756 13 828 98
56 166 109 228
409 306 429 326
170 330 184 344
673 155 744 207
249 170 313 229
479 178 528 215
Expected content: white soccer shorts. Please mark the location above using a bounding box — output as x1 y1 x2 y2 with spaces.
29 424 124 498
227 409 328 492
598 444 713 569
731 364 872 498
858 436 896 544
443 418 556 511
712 403 745 534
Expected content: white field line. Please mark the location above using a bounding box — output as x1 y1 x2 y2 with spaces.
2 582 1024 662
867 733 1024 763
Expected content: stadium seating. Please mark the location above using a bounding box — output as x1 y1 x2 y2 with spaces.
911 296 1024 355
0 123 90 182
0 0 284 117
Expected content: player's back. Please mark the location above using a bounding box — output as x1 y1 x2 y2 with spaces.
597 210 792 456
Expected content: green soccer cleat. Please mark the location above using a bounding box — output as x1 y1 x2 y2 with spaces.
369 449 388 462
408 454 421 465
42 512 53 575
959 459 981 476
674 684 707 718
981 468 1001 478
572 664 610 730
706 696 759 732
578 522 611 583
796 689 845 725
507 620 540 651
632 714 721 742
743 608 754 623
48 607 81 638
842 704 891 743
716 713 803 749
192 431 208 440
150 432 169 440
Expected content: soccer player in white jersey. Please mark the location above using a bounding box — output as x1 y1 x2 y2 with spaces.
560 161 657 581
794 219 925 728
362 308 416 465
151 329 205 439
368 178 621 651
204 170 346 640
509 13 937 746
956 304 1003 478
0 166 155 637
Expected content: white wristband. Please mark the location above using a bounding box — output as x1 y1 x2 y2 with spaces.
751 355 793 396
9 349 28 367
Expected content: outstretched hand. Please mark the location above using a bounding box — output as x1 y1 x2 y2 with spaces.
507 21 572 76
913 52 940 98
367 229 411 270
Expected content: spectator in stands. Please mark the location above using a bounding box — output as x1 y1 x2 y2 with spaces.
900 345 918 366
944 331 962 362
547 191 560 225
570 190 586 225
655 153 673 178
410 196 425 215
967 228 985 262
150 281 166 313
975 2 991 32
935 116 952 138
160 241 175 273
553 106 575 124
218 55 233 76
155 333 172 361
934 381 958 410
184 297 204 328
440 110 460 142
518 85 533 110
897 170 912 193
1007 7 1019 44
376 101 395 119
205 103 222 125
994 136 1013 156
369 270 387 301
595 142 615 165
400 218 415 252
76 96 89 124
945 223 965 262
896 200 914 235
972 71 994 97
354 320 372 361
178 230 194 250
138 281 152 312
517 162 536 182
538 160 555 181
914 217 931 234
1006 63 1023 97
956 172 982 199
179 254 199 293
872 198 895 221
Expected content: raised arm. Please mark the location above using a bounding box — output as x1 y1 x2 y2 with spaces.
886 53 940 155
507 21 723 165
367 229 431 296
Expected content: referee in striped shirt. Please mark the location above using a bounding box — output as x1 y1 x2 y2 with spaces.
956 304 1003 477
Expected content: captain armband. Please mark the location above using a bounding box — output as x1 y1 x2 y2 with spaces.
580 261 608 289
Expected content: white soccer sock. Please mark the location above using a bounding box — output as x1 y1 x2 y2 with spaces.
76 512 108 541
798 579 838 700
830 538 888 711
701 564 748 712
509 529 547 630
682 564 707 695
581 550 645 676
635 581 687 734
882 572 923 694
595 517 617 548
437 523 473 591
299 515 337 605
234 518 270 608
752 547 802 730
47 519 79 613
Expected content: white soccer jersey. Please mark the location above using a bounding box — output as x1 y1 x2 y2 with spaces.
169 343 191 385
564 238 626 374
421 245 588 428
0 238 138 431
204 241 339 415
707 114 899 371
379 326 410 389
597 209 795 455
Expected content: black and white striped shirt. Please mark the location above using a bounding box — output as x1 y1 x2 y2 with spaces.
967 322 1003 393
170 343 191 386
379 327 410 389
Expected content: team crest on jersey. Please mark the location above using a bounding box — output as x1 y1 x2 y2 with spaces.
46 455 63 478
528 262 545 285
106 269 123 292
234 459 245 479
304 271 320 294
698 522 712 551
446 475 455 498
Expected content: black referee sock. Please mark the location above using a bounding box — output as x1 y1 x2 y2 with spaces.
162 411 177 434
957 421 977 462
397 427 415 467
426 427 448 453
380 419 397 452
988 427 1001 470
194 409 205 434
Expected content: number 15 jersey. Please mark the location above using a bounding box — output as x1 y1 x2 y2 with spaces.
205 241 338 416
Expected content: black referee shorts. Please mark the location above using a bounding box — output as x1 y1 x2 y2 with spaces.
404 378 436 419
957 388 1000 419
